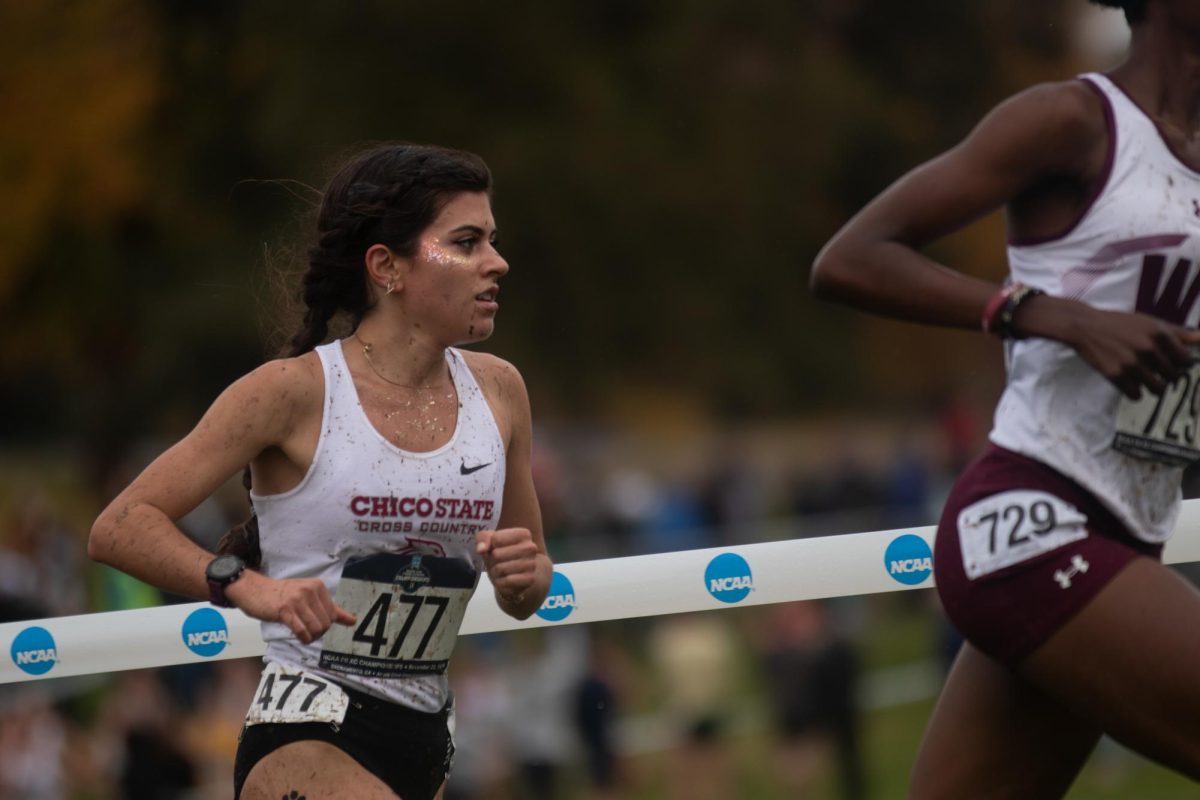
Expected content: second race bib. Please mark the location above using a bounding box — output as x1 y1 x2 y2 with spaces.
245 661 349 727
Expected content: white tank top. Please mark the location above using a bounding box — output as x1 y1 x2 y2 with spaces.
991 73 1200 544
250 340 506 711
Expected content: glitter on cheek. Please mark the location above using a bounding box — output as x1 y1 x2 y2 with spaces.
423 239 470 268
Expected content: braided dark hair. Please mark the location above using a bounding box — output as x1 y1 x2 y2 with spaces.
217 143 493 567
1088 0 1147 24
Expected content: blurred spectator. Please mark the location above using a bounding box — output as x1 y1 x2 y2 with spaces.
698 448 767 546
934 390 986 476
884 439 933 528
647 613 738 800
638 482 707 555
820 452 882 518
502 627 589 800
599 468 662 556
573 626 635 800
445 636 514 800
0 689 67 800
95 670 198 800
531 437 571 556
181 658 261 797
756 601 864 800
0 491 86 618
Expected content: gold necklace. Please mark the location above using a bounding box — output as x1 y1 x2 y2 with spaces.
350 334 456 439
352 333 443 389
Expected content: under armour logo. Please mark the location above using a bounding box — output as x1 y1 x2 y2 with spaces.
1053 554 1089 589
460 461 492 475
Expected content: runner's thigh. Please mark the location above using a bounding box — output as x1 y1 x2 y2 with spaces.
909 643 1100 800
1020 556 1200 779
240 740 399 800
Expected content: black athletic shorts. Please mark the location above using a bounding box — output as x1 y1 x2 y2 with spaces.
233 682 455 800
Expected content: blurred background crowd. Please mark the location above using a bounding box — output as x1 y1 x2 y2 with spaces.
0 403 977 800
4 1 1199 798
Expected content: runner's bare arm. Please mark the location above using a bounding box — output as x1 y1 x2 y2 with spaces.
89 358 315 599
811 81 1104 331
810 80 1200 396
473 358 553 620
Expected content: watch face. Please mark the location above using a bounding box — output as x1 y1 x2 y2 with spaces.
208 554 245 582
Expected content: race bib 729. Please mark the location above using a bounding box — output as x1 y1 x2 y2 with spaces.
957 490 1088 580
1113 361 1200 466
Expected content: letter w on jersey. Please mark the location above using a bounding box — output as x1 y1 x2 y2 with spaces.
957 490 1088 580
1136 251 1200 324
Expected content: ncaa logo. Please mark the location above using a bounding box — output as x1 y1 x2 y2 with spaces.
535 571 577 622
182 607 230 657
11 626 57 676
885 534 933 585
705 553 753 604
394 555 432 593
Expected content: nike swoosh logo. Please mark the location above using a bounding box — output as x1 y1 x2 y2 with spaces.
460 461 493 475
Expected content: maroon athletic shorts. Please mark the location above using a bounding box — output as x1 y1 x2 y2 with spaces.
934 444 1163 667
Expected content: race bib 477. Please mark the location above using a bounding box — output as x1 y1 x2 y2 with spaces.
319 553 477 679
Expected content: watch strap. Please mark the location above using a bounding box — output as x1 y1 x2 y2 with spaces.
206 556 246 608
208 577 234 608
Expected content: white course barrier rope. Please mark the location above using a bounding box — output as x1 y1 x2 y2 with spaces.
6 501 1200 684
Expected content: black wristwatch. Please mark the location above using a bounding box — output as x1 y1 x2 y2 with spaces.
205 554 246 608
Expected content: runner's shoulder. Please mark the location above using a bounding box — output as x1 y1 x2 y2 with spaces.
458 349 526 396
999 79 1108 151
227 351 325 426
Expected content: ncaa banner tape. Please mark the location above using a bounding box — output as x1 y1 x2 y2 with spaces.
5 503 1200 684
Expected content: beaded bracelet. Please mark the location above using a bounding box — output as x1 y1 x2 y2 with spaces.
981 282 1045 339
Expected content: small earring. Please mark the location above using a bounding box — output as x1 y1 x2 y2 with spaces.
385 279 395 295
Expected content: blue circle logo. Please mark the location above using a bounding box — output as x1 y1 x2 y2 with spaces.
535 571 577 622
705 553 753 604
182 607 229 657
11 626 57 676
884 534 933 585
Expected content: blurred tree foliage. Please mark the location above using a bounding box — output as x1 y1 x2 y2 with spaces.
1 0 1089 460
